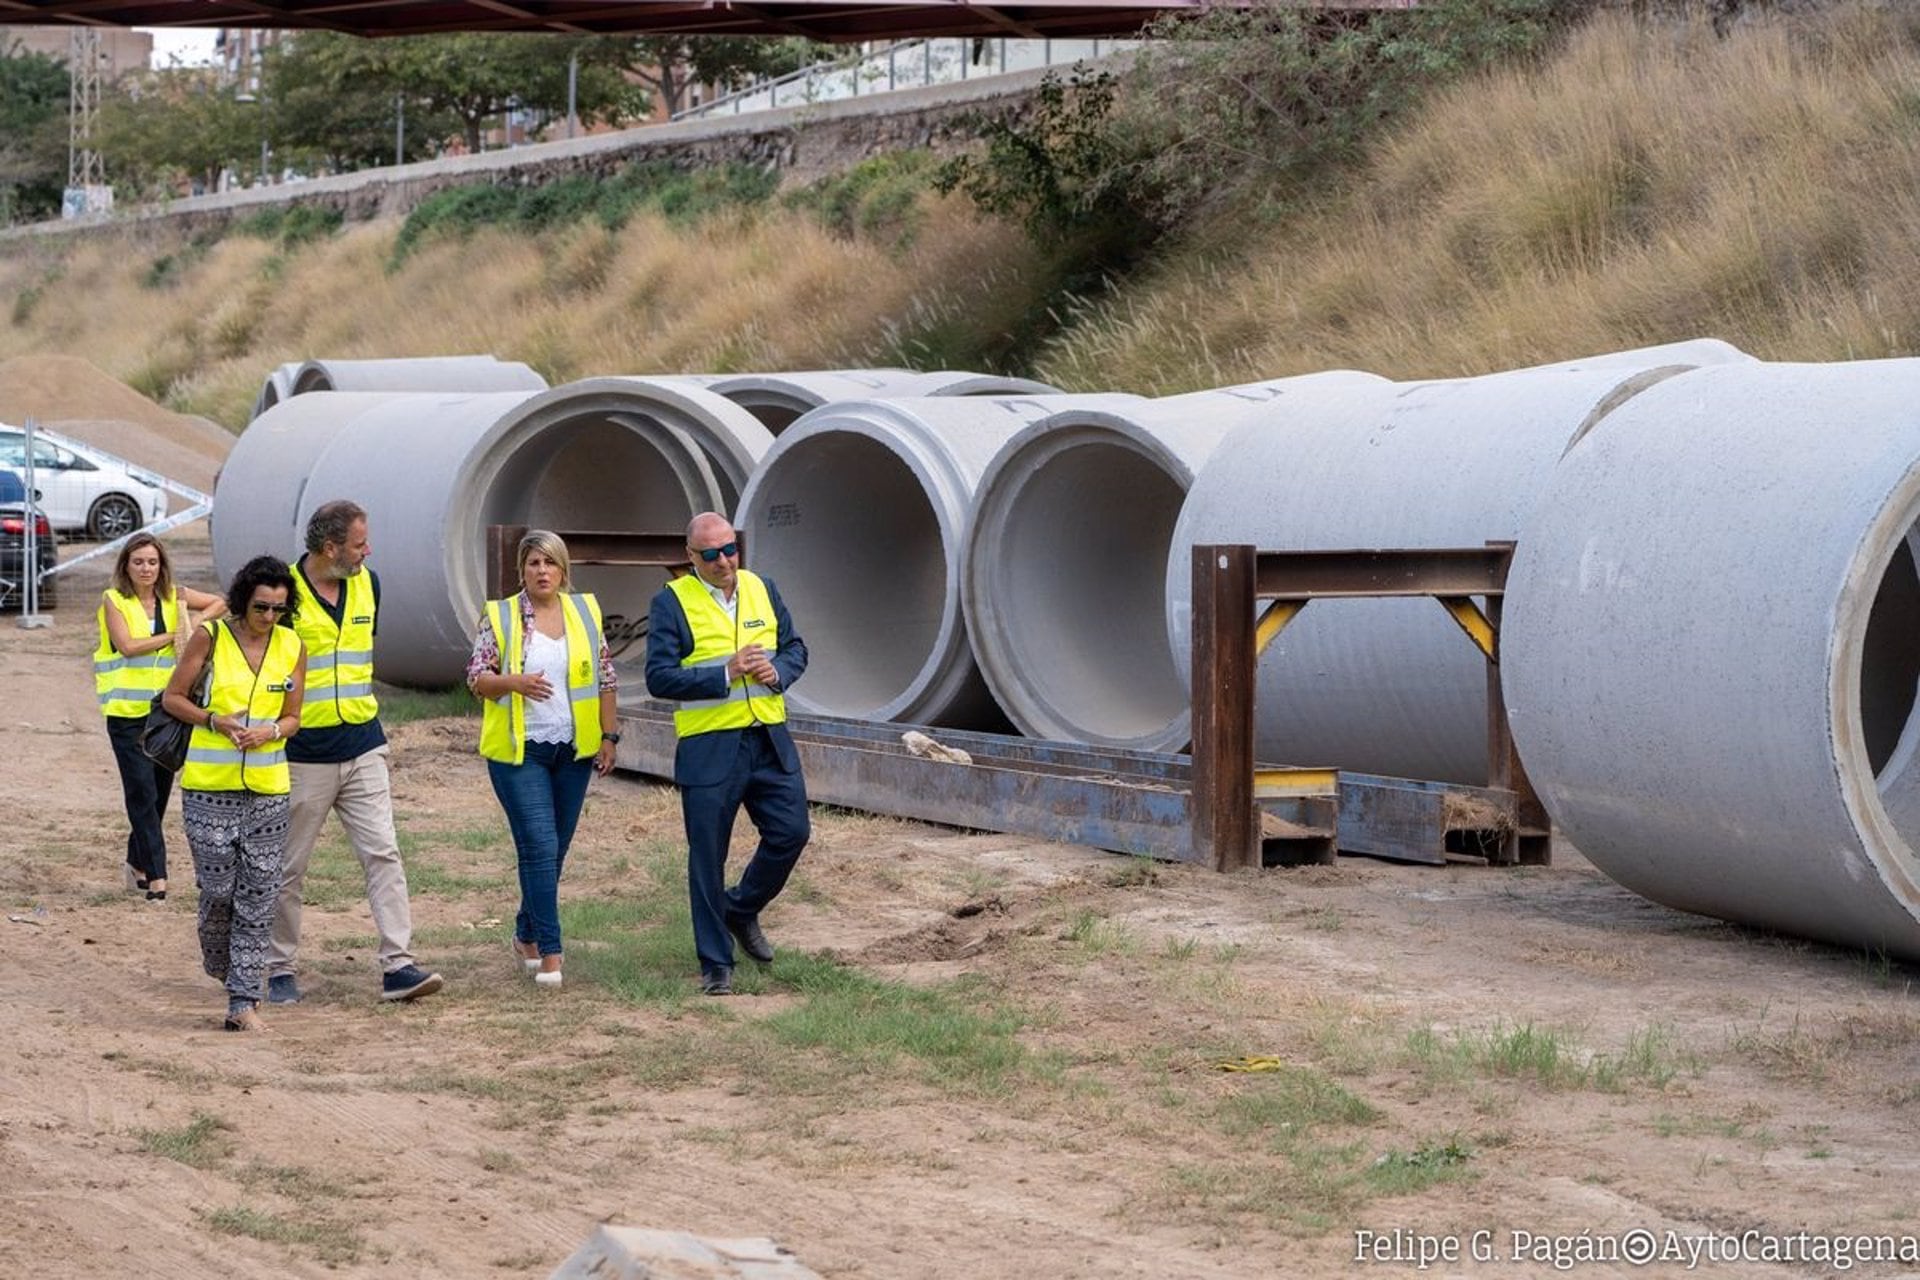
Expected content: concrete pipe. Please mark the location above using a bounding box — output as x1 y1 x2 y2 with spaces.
289 355 549 398
736 393 1143 728
1167 341 1754 784
250 361 302 421
215 378 773 687
1504 359 1920 957
965 372 1390 753
676 369 1059 434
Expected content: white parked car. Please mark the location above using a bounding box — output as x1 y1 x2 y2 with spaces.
0 426 167 540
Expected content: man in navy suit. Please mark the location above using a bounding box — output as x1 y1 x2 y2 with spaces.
645 511 810 995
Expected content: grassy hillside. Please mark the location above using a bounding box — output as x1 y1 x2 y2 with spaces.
3 4 1917 428
1040 5 1920 390
0 186 1048 427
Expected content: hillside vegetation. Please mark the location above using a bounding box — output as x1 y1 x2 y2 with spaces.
2 3 1917 429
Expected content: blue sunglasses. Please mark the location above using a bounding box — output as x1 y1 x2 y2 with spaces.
696 542 739 563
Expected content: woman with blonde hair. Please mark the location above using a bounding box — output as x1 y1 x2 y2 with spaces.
466 530 618 989
95 532 226 901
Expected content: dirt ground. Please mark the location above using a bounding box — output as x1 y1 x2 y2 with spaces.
6 446 1920 1278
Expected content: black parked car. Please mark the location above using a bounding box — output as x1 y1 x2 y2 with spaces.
0 468 57 610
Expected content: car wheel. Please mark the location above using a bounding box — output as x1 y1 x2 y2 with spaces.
88 493 142 540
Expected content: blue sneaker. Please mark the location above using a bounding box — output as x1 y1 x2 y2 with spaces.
380 965 444 1002
266 974 302 1005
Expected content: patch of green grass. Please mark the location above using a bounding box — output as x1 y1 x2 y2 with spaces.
1404 1020 1695 1093
390 162 779 267
136 1112 233 1168
200 1205 367 1266
1366 1137 1475 1194
785 150 938 248
103 1050 255 1092
1211 1064 1380 1141
1589 1025 1698 1092
450 825 509 853
231 204 343 248
237 1162 364 1202
1064 909 1139 956
392 1069 518 1102
759 955 1034 1094
376 683 479 724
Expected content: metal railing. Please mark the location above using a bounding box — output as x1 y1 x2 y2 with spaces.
673 37 1135 122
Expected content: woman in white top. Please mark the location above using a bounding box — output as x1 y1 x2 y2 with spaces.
466 531 618 988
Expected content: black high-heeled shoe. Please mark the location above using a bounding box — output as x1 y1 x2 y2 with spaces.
145 883 167 902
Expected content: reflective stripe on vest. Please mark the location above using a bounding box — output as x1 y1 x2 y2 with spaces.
667 571 786 739
94 589 179 718
290 565 377 728
179 622 302 795
476 592 605 766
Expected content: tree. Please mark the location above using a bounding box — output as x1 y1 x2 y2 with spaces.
359 33 645 155
0 40 69 223
266 34 460 171
95 67 256 198
602 36 829 119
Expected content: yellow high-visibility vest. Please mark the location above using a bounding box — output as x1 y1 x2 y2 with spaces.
668 570 787 739
94 588 180 719
180 622 302 795
290 565 377 728
477 592 606 765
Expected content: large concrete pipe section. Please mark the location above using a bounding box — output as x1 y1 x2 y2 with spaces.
251 361 302 420
964 372 1390 753
290 356 549 397
249 356 549 422
1167 341 1754 784
1504 359 1920 957
677 369 1059 434
216 378 772 687
735 393 1143 728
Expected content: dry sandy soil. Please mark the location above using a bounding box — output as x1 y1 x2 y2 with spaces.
4 400 1920 1279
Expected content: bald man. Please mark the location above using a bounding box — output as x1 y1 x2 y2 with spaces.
644 512 810 995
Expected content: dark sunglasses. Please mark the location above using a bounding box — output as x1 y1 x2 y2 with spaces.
250 601 290 615
695 542 739 564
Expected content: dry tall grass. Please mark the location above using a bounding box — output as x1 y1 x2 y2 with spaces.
6 5 1919 419
0 194 1042 428
1037 5 1920 392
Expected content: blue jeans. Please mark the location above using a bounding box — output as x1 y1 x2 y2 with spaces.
487 739 594 956
683 725 810 976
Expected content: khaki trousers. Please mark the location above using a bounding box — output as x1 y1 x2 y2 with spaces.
267 746 415 978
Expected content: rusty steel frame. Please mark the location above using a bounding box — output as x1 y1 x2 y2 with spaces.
1191 543 1549 872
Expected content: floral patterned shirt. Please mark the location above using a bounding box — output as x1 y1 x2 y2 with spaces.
465 592 618 692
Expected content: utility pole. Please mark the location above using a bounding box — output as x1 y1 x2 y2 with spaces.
64 27 110 219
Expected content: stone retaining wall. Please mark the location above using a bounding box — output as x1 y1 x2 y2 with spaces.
2 64 1073 243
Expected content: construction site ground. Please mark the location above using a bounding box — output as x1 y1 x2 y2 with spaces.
3 363 1919 1278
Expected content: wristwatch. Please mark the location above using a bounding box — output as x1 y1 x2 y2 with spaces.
601 732 621 744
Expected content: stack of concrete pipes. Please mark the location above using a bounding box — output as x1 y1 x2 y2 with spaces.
219 349 1920 958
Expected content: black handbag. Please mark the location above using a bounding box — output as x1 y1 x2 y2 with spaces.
138 643 214 773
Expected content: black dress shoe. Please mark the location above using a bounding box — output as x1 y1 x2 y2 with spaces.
725 912 774 964
701 967 733 996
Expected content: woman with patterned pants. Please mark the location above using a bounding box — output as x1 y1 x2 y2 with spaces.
162 555 307 1032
